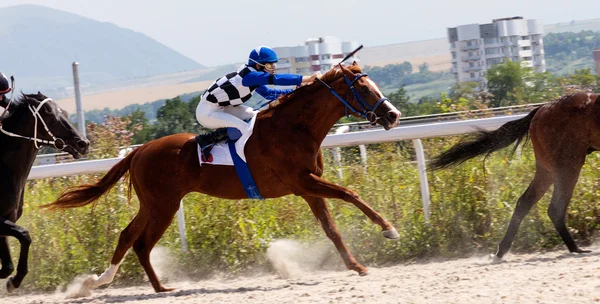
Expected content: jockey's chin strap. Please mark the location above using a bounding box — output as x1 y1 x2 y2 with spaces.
316 72 389 125
0 98 66 150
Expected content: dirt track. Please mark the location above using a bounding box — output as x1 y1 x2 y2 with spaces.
6 243 600 304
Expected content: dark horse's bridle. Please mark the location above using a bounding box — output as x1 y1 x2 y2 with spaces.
0 98 66 150
317 71 390 125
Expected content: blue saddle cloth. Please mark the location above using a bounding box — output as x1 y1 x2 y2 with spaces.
226 128 264 200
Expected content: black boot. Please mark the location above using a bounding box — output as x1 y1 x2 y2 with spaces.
196 128 229 160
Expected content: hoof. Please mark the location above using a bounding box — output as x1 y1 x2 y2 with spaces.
83 274 99 290
155 286 176 293
6 277 16 293
490 254 505 264
382 228 399 239
572 249 592 254
358 270 369 277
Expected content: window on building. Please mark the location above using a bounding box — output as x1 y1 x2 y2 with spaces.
521 36 530 40
523 57 532 61
321 54 331 60
295 57 308 62
470 73 475 78
467 41 472 46
452 52 456 59
521 46 531 50
451 42 456 48
469 62 474 67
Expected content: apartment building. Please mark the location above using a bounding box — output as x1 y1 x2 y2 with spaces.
447 17 546 89
273 36 360 75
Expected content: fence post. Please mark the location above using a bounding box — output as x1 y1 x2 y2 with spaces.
412 139 431 222
72 62 86 138
176 200 188 252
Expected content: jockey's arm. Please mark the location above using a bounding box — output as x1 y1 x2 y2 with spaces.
242 71 302 87
255 86 294 101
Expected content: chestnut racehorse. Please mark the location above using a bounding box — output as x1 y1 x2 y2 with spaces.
430 93 600 262
43 63 402 292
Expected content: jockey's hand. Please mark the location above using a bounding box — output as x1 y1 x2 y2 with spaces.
301 72 322 85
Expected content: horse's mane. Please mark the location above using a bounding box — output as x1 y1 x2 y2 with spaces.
260 65 363 114
0 94 35 123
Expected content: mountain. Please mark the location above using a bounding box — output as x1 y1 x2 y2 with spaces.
0 5 203 92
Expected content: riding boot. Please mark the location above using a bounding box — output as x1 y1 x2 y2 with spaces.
196 128 229 159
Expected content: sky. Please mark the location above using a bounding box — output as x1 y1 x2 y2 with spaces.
1 0 599 67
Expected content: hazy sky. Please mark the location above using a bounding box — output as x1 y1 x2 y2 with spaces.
1 0 599 66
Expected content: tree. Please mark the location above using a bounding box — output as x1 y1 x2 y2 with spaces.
125 108 154 144
486 60 530 107
153 96 203 139
387 86 417 116
418 62 429 73
566 68 597 89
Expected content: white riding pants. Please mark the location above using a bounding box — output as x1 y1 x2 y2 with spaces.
196 100 257 131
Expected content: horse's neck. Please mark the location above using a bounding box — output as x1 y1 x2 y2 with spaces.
0 122 39 180
274 91 345 144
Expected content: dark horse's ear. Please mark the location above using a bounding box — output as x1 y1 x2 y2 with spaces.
352 61 358 66
22 94 40 106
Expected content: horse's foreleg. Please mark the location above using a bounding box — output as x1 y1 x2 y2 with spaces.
0 237 14 279
302 196 368 275
295 173 397 238
0 218 31 292
493 165 553 261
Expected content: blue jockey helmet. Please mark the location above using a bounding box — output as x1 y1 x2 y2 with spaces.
247 46 278 66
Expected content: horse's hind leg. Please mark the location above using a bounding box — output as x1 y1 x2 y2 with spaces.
302 196 368 275
84 213 148 289
295 174 398 238
493 164 553 261
0 237 14 279
132 203 179 293
548 164 588 254
0 217 31 292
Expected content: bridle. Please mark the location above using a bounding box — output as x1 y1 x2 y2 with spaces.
317 70 389 125
0 98 66 150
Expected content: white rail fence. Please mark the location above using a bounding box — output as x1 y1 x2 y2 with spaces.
27 115 525 251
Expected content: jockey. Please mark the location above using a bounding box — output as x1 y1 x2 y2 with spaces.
195 46 321 158
0 73 11 108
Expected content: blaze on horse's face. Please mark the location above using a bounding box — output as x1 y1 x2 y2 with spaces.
22 92 90 159
340 63 401 130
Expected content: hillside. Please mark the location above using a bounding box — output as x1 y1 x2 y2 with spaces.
0 5 203 92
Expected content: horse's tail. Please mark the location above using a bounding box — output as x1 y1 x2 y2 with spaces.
41 147 140 211
429 106 541 170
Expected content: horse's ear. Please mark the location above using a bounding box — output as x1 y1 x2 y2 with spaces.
22 95 38 106
339 63 354 78
352 61 358 66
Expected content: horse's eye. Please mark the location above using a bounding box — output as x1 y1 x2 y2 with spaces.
361 86 370 94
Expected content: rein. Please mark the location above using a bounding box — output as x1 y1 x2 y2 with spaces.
0 98 66 150
316 72 389 125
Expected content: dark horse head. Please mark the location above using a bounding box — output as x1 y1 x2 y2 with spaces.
0 92 89 292
1 92 90 158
